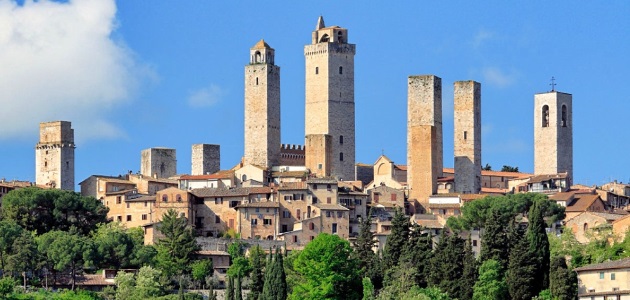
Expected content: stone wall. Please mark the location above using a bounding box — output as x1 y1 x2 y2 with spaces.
534 91 573 181
305 134 331 177
191 144 220 175
454 81 481 194
141 148 177 178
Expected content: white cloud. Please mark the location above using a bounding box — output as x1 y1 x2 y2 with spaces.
472 29 493 48
0 0 147 142
188 84 226 108
482 67 517 88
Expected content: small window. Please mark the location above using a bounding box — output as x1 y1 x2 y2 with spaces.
310 236 315 241
44 161 47 167
313 184 318 190
144 201 148 207
255 208 260 213
162 195 168 202
463 131 468 140
600 272 605 279
215 215 220 223
293 236 298 243
263 219 272 225
176 194 182 202
542 105 550 127
472 240 478 247
327 184 332 191
242 174 247 181
339 66 343 74
561 105 567 127
339 135 344 144
611 273 616 280
126 215 132 222
296 209 301 220
318 163 322 170
126 203 130 209
283 210 291 218
326 211 331 218
327 197 331 204
251 219 258 226
315 67 319 74
255 77 258 85
332 223 338 233
337 211 343 218
391 193 397 201
374 193 380 203
340 152 344 161
116 196 122 204
117 216 122 222
142 214 147 221
309 222 315 230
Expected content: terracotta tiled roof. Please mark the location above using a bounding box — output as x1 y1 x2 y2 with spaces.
277 182 307 190
414 218 444 229
125 195 156 202
102 178 135 185
271 171 307 178
313 203 349 211
437 176 454 182
252 39 271 49
460 194 487 201
105 189 136 196
527 173 568 184
146 177 178 184
574 257 630 272
190 187 272 198
394 165 408 171
589 212 626 221
180 174 230 180
480 170 532 178
481 187 508 194
306 178 338 184
237 201 280 208
565 194 602 212
197 250 229 256
428 203 461 209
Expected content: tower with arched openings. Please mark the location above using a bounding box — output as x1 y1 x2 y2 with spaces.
534 91 573 182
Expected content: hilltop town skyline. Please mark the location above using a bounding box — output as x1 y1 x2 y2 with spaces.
0 1 629 187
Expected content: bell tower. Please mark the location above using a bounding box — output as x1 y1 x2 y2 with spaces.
534 91 573 181
304 16 356 180
244 39 281 168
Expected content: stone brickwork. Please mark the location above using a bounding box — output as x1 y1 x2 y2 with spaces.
279 144 306 166
407 75 443 204
534 91 573 182
305 134 331 177
244 40 281 168
454 81 481 194
304 17 355 181
35 121 75 190
141 148 177 178
191 144 220 175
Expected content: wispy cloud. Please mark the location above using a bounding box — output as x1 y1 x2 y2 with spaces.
0 0 149 142
472 29 494 48
482 67 518 88
188 84 226 108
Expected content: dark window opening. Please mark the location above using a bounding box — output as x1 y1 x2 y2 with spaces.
542 105 550 127
339 135 344 144
315 67 319 74
339 66 343 74
340 152 344 161
464 131 468 140
561 105 567 127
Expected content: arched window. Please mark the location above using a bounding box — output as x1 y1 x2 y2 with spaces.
339 152 344 161
339 135 344 144
162 194 168 202
254 51 261 63
561 105 567 127
542 105 550 127
309 222 315 230
242 174 247 182
583 223 588 232
319 34 329 43
337 31 343 43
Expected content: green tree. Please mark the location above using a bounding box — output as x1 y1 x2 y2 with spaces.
291 233 361 300
353 209 383 290
461 239 478 300
428 232 467 300
362 277 375 300
225 275 235 300
472 259 508 300
527 200 551 292
0 277 16 297
399 223 432 288
191 259 213 290
0 220 24 271
1 187 108 235
128 226 158 267
155 209 200 276
235 275 243 300
500 165 519 172
263 248 288 300
6 231 39 288
248 245 266 300
483 163 492 171
38 230 94 290
549 256 577 300
383 208 409 269
136 266 165 298
115 270 136 300
479 208 511 272
92 222 135 270
506 225 538 300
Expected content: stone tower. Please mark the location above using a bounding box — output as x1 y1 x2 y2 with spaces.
454 81 481 194
407 75 443 204
304 16 356 180
141 148 177 178
191 144 220 175
534 91 573 181
35 121 75 190
244 39 281 168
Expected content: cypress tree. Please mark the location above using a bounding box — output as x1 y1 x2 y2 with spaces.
400 223 432 288
262 247 287 300
383 208 409 285
225 275 235 300
549 256 578 300
428 231 466 299
527 200 550 291
506 225 538 300
275 248 288 300
479 208 510 272
248 245 265 300
353 209 377 274
461 238 478 300
235 276 243 300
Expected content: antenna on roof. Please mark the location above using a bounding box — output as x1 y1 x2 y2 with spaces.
550 76 556 92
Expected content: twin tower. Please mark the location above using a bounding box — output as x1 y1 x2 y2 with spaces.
244 16 355 180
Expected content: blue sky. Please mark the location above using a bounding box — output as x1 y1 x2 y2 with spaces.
1 1 629 189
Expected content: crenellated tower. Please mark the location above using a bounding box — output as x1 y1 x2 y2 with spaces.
244 39 281 168
304 16 356 180
35 121 75 190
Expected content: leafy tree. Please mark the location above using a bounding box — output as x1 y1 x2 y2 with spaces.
472 259 508 300
248 245 266 300
378 260 418 299
362 277 375 300
235 275 243 300
191 259 213 290
6 231 39 288
155 209 200 276
549 256 577 300
428 232 468 299
92 222 135 270
506 225 538 300
500 165 519 172
225 275 235 300
115 270 136 300
136 266 165 298
527 200 551 292
382 208 409 285
483 163 492 171
0 220 24 271
399 223 432 288
1 187 108 235
37 230 94 290
0 277 16 297
128 226 158 267
291 233 361 300
479 208 511 271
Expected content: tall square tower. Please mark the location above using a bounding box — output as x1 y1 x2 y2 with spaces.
534 91 573 181
244 39 281 168
454 81 481 194
407 75 443 204
304 16 356 180
141 148 177 178
191 144 220 175
35 121 75 190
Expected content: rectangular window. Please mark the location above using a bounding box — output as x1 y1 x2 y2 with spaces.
144 201 148 207
354 199 362 205
339 66 343 74
337 211 343 218
332 223 338 234
472 240 478 247
283 210 291 218
284 195 293 201
464 131 468 140
116 196 122 204
313 197 318 204
126 215 132 222
117 216 122 222
326 211 331 218
327 197 332 204
611 273 616 280
327 184 332 191
215 215 221 223
296 209 301 220
230 201 238 208
251 219 258 226
600 272 605 279
391 193 397 201
374 193 380 203
263 219 272 225
142 214 147 221
315 67 318 74
126 203 130 208
282 225 288 232
215 197 223 205
293 236 298 243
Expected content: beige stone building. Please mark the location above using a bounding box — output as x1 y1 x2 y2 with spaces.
407 75 442 205
534 91 573 183
141 148 177 179
236 201 280 240
35 121 75 190
79 175 136 200
565 211 623 243
304 16 355 180
105 190 155 228
244 40 281 168
191 144 220 176
574 257 630 299
612 214 630 241
453 81 481 194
